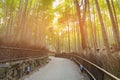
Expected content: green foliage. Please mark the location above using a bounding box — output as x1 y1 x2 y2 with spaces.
0 0 119 50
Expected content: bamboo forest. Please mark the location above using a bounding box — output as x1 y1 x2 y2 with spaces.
0 0 120 80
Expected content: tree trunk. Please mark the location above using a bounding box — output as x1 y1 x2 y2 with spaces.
73 23 77 52
95 0 110 53
87 0 96 49
106 0 120 49
74 0 87 50
67 21 71 53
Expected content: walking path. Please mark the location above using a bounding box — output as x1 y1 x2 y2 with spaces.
24 57 89 80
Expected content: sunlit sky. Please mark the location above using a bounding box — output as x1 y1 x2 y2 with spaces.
52 0 62 32
53 0 59 9
52 0 63 9
52 0 73 36
52 0 63 24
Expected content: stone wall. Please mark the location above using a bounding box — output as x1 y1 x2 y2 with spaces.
0 56 48 80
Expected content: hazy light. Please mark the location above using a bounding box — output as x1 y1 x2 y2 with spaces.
59 32 62 36
53 12 60 24
0 18 3 24
52 0 64 9
53 0 59 9
62 26 72 32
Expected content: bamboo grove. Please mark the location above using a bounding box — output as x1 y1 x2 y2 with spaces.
0 0 120 51
47 0 120 78
0 0 54 49
0 0 120 78
46 0 120 53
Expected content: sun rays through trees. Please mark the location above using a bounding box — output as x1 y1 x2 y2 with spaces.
0 0 120 78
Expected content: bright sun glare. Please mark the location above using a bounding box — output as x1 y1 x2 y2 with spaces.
53 0 63 9
53 0 59 9
52 0 72 36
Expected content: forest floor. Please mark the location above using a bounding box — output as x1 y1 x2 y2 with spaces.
23 57 89 80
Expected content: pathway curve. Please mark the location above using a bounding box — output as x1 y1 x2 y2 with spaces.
24 57 89 80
